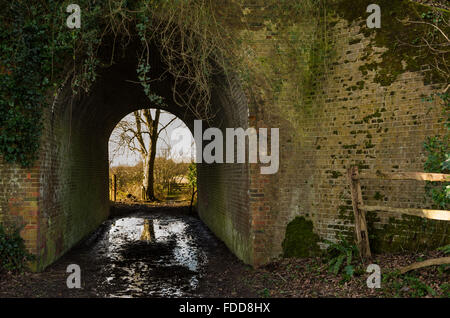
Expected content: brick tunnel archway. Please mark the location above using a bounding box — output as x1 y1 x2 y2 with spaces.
2 0 450 275
22 40 257 271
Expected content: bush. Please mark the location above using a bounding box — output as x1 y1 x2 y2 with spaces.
423 92 449 209
0 225 34 273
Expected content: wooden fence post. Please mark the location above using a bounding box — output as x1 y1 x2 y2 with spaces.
347 166 372 258
113 174 117 202
346 168 450 268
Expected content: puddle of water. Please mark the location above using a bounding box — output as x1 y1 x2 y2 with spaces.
92 215 207 297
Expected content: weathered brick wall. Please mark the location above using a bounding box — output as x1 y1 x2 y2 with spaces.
241 1 450 264
1 0 449 270
35 85 111 268
197 74 252 264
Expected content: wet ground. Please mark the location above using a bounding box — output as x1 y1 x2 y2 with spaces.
1 204 447 298
0 204 254 298
94 213 208 297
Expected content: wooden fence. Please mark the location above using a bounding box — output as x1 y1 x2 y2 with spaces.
347 166 450 259
110 174 117 202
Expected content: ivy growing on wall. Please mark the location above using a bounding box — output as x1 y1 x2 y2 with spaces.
0 0 238 167
0 1 101 167
1 2 66 167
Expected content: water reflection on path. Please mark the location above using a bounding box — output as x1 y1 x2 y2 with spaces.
90 213 209 297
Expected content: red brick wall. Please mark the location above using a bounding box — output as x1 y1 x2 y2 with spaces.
0 160 39 256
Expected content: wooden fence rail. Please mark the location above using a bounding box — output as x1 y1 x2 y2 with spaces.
355 171 450 182
347 166 450 259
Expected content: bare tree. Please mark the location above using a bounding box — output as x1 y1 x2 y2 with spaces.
111 109 177 201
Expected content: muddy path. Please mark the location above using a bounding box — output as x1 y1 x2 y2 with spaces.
0 204 255 298
1 204 448 298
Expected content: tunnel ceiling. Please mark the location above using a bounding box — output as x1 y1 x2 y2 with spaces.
69 39 225 141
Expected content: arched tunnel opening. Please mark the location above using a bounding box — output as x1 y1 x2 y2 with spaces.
107 108 196 203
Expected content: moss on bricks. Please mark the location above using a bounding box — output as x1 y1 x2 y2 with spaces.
373 191 384 200
326 170 343 178
366 212 450 253
363 109 382 123
332 0 450 86
282 217 321 257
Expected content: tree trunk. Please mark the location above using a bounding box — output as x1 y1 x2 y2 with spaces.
142 109 160 202
121 108 166 202
142 148 157 201
142 155 150 200
146 139 157 201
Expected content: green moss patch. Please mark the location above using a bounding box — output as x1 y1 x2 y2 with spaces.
366 212 450 253
282 216 321 257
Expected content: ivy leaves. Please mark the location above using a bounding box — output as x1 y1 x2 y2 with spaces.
0 1 76 167
423 92 450 208
0 3 49 166
0 224 35 273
